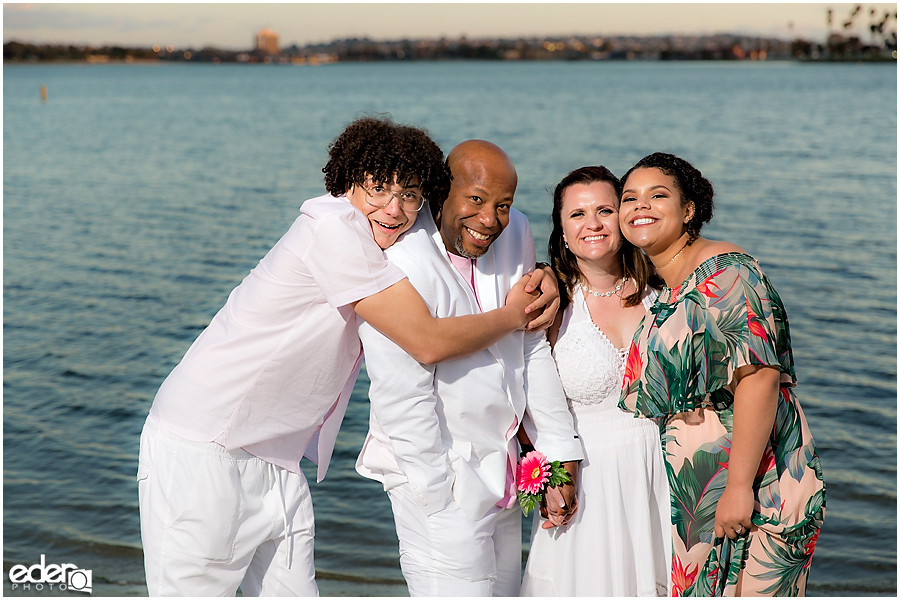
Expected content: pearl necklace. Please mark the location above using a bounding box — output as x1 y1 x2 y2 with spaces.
583 278 624 298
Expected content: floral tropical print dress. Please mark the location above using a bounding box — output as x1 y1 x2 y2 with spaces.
619 252 825 597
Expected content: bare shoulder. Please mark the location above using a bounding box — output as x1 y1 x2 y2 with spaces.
692 239 746 262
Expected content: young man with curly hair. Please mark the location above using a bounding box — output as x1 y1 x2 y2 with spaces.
137 117 558 596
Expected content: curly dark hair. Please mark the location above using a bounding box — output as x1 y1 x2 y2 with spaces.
548 166 656 311
323 115 450 205
620 152 714 241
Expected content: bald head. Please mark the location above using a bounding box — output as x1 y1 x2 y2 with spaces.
446 140 518 191
437 140 517 258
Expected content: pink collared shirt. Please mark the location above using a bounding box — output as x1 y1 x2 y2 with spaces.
446 252 482 310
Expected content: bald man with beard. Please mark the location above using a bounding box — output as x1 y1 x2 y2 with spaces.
356 140 584 596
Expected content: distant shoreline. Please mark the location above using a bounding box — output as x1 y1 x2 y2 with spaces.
5 31 896 65
4 57 896 66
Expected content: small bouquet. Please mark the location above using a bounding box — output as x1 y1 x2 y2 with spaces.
516 449 571 517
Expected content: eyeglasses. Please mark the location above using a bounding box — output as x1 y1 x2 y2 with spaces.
359 183 426 212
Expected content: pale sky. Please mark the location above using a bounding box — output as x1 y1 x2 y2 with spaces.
4 3 896 50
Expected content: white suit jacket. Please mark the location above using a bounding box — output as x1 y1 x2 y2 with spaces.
356 207 584 521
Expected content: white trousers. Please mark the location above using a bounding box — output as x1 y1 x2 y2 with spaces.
137 416 318 596
387 483 522 597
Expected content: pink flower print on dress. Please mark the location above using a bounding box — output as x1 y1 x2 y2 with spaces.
746 301 768 341
756 446 776 480
622 343 643 390
697 268 726 298
803 529 820 568
671 554 699 596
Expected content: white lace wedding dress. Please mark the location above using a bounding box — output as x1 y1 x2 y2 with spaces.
520 286 671 597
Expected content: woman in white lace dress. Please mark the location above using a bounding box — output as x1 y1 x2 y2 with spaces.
520 166 671 597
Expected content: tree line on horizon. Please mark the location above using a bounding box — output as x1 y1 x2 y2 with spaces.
4 33 894 64
5 6 897 65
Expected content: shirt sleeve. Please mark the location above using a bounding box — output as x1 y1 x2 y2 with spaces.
520 330 585 463
519 210 537 274
514 210 583 462
300 210 406 309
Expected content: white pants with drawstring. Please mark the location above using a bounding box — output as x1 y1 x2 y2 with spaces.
137 416 318 596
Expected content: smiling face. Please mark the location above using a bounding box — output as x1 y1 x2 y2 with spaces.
347 174 422 249
618 167 694 255
561 180 623 266
437 143 517 259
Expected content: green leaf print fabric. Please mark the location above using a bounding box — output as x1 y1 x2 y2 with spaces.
619 253 825 597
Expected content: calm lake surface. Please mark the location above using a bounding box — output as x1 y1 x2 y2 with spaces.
3 61 896 596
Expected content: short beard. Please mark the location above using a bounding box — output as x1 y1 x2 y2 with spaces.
452 232 487 259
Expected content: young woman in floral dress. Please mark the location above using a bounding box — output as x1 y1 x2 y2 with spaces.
617 153 825 597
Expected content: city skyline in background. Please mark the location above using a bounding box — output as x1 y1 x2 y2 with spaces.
5 3 894 50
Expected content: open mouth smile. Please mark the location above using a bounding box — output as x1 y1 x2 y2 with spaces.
465 227 491 242
375 220 403 231
630 217 656 226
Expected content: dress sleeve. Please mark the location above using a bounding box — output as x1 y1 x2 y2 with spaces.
301 211 406 309
621 255 797 417
689 260 797 403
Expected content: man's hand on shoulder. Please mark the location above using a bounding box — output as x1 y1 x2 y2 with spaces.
511 264 560 332
504 274 543 330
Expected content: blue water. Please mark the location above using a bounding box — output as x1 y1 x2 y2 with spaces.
3 61 896 596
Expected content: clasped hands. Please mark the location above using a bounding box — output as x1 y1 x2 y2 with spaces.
539 461 579 529
506 264 560 332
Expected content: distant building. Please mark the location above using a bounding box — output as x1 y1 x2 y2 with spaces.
256 28 279 55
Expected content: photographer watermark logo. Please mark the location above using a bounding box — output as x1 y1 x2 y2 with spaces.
8 555 92 594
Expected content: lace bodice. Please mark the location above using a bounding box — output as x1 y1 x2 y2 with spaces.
552 285 655 408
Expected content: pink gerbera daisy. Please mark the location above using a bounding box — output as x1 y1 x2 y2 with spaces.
517 450 550 495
